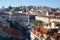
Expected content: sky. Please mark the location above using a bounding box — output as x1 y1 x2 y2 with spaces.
0 0 60 8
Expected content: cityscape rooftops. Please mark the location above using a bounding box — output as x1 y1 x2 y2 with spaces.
52 21 60 27
11 13 27 16
49 12 60 16
31 26 60 40
37 16 60 19
31 26 51 34
3 27 23 36
52 32 60 39
0 21 23 36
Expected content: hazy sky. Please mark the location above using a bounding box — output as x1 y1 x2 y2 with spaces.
0 0 60 8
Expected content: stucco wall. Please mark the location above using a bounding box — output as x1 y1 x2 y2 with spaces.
35 16 60 23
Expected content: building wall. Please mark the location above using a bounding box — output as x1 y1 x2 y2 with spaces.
51 22 55 29
35 16 49 23
35 16 60 29
50 18 60 22
30 32 35 40
35 16 60 23
30 32 42 40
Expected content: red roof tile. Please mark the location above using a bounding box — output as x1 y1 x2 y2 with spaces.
40 27 50 34
11 13 27 16
32 26 51 34
52 32 60 39
3 27 23 36
49 12 60 16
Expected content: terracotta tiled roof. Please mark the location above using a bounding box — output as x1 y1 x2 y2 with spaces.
11 13 27 16
40 27 50 34
52 32 60 39
49 12 60 16
38 16 56 18
0 22 23 36
52 33 58 39
53 21 60 27
58 33 60 36
47 33 60 40
31 26 51 34
3 27 23 36
53 21 60 24
47 38 51 40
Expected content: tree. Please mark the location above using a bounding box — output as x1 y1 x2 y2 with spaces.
8 6 13 11
8 6 13 9
16 18 22 22
37 21 43 26
5 6 13 11
30 19 43 26
14 7 20 11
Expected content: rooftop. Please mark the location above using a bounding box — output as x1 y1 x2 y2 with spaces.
31 26 51 34
3 27 23 36
49 12 60 16
31 26 60 40
0 21 23 36
11 13 27 16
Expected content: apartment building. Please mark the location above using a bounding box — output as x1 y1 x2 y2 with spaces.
35 12 60 29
